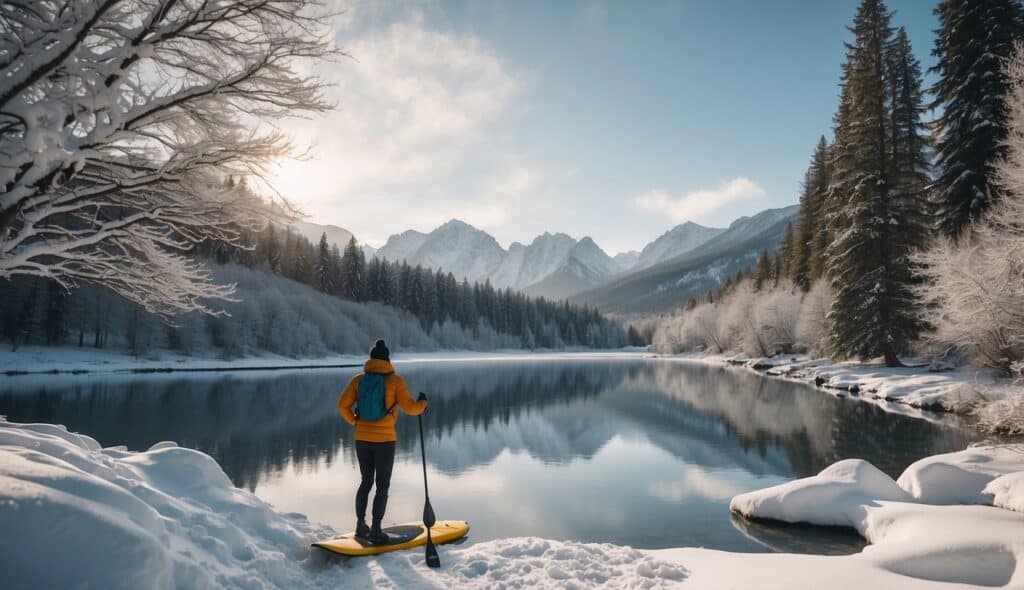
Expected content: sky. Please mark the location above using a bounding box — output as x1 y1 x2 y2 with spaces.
270 0 939 255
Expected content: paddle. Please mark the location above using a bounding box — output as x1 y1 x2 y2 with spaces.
417 403 441 568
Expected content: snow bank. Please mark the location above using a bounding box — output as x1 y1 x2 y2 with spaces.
730 459 911 527
984 472 1024 514
692 353 1017 417
0 421 332 589
897 445 1024 504
730 445 1024 589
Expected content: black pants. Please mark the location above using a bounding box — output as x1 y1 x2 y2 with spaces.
355 440 396 522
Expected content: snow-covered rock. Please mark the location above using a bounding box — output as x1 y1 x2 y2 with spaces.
730 459 912 527
984 471 1024 514
729 449 1024 589
897 445 1024 504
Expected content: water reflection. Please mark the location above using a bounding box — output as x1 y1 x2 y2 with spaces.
0 358 978 551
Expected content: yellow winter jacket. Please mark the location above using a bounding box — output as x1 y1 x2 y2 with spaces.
337 359 427 442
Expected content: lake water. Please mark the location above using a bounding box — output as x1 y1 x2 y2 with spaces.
0 355 979 554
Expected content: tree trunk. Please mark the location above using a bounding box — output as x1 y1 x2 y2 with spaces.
884 346 905 368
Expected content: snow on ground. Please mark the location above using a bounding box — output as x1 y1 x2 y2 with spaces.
730 445 1024 589
683 353 1016 416
0 346 649 376
985 472 1024 514
898 445 1024 504
5 418 1024 589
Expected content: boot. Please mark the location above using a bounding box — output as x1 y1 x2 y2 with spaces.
369 519 390 545
355 519 370 539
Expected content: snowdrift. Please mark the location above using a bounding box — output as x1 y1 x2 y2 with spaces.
730 446 1024 589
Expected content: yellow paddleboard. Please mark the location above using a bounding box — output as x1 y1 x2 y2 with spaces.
312 520 470 557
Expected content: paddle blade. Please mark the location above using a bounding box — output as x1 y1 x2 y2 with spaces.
425 539 441 568
423 501 436 528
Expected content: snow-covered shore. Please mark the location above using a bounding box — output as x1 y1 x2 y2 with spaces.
3 418 1024 589
0 346 649 376
669 353 1022 422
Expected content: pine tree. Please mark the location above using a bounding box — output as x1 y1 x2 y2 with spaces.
313 233 333 293
888 27 932 257
339 237 365 301
793 137 831 290
827 0 925 366
754 249 772 290
779 221 795 281
930 0 1024 235
329 244 343 296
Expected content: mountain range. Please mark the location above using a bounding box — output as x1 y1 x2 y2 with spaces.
296 204 798 313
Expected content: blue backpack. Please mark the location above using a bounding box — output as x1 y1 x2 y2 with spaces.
355 373 392 421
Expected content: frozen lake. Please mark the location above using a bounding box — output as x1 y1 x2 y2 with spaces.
0 355 979 553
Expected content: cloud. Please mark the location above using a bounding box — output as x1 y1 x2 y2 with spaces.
648 466 747 502
270 8 521 215
632 177 767 223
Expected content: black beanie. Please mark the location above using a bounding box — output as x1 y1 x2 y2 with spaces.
370 339 390 361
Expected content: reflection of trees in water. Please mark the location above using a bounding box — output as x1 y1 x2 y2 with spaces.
0 360 978 490
624 362 977 478
0 362 630 488
0 374 350 490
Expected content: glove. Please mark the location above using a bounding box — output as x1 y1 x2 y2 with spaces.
417 392 427 402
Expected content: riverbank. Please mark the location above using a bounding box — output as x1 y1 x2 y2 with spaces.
3 418 1023 589
664 353 1023 434
0 346 649 376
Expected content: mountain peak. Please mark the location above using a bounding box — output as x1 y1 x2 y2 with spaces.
438 218 479 232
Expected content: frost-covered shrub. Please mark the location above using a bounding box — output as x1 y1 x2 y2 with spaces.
651 279 824 357
914 44 1024 376
796 281 833 355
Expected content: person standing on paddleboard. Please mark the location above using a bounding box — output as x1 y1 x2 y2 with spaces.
338 339 428 544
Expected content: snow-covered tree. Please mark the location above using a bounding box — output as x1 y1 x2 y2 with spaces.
0 0 336 317
827 0 926 366
313 233 332 293
338 237 365 301
916 42 1024 374
930 0 1024 236
792 137 831 291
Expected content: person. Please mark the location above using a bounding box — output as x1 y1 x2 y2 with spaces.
337 339 427 544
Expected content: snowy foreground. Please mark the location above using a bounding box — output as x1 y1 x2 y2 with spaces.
3 420 1024 589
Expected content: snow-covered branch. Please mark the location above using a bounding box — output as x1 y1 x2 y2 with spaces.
914 42 1024 374
0 0 338 316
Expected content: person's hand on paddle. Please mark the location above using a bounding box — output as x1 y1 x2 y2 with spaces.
417 392 427 402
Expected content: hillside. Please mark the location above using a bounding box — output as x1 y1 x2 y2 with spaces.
570 206 799 314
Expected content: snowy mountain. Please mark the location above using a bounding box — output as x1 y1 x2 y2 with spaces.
375 221 621 299
518 236 623 300
368 206 798 305
570 205 800 314
376 220 506 280
375 228 430 263
290 220 351 248
290 220 376 258
612 251 640 271
633 222 724 271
